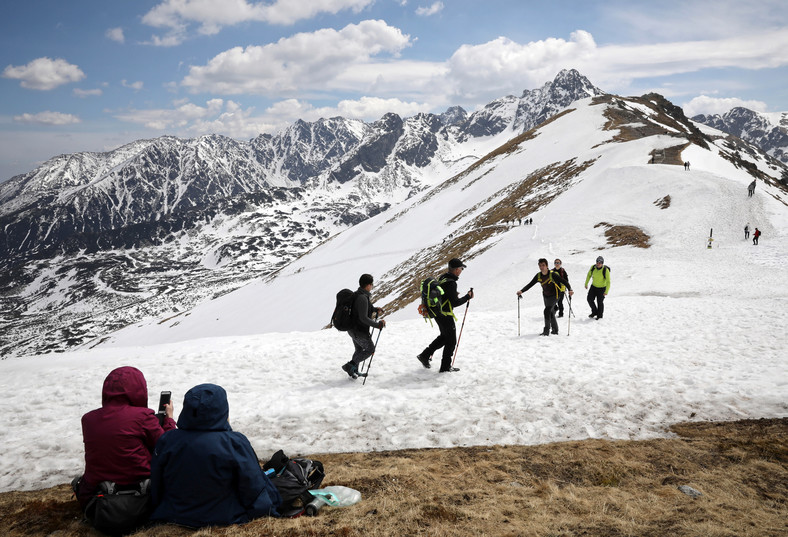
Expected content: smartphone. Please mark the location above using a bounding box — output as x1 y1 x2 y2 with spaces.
156 391 171 426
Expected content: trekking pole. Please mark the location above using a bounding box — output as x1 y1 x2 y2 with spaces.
361 328 382 385
362 312 382 385
517 295 522 336
567 294 574 336
452 288 472 367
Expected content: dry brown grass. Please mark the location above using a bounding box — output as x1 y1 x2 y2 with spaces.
595 222 651 249
1 418 786 537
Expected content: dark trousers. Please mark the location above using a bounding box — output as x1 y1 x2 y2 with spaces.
587 286 606 318
556 290 565 316
422 314 456 371
543 296 558 332
753 235 759 245
348 329 375 366
745 230 749 239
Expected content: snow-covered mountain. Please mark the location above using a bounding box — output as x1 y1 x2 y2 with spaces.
2 87 788 493
693 107 788 165
101 92 788 347
0 70 604 357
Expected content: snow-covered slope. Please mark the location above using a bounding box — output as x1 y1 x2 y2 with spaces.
0 69 603 357
101 95 788 346
1 95 786 494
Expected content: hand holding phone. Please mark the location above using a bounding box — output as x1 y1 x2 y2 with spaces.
156 391 172 426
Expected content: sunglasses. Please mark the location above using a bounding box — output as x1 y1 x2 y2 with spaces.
554 261 561 265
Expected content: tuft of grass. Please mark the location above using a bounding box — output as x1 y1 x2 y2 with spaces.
1 418 786 536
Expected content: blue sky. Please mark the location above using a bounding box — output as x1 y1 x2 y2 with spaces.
1 0 787 181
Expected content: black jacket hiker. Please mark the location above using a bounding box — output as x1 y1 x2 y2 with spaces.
520 269 572 335
418 268 472 372
342 275 385 379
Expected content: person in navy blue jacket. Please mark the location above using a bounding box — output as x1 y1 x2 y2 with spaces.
150 384 282 528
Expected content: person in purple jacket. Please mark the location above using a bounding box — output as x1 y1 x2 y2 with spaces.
74 366 176 509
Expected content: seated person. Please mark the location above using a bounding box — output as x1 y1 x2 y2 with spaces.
150 384 282 528
75 366 176 509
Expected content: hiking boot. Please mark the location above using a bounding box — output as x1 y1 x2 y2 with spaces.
417 354 431 369
551 329 559 335
342 362 358 379
439 367 460 373
557 313 564 318
588 313 596 319
540 329 550 336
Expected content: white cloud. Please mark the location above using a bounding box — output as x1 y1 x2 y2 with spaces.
121 80 145 91
182 20 412 95
2 57 85 90
443 28 788 105
114 99 225 130
73 88 103 98
446 31 597 101
142 0 374 44
13 111 81 125
416 2 443 16
683 95 768 117
106 27 125 43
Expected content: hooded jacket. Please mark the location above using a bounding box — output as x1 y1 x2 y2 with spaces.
79 366 176 508
150 384 282 528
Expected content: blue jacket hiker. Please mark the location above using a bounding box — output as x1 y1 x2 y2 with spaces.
342 273 385 379
150 384 282 528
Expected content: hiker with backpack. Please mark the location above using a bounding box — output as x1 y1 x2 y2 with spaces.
516 258 573 336
340 274 386 379
753 227 761 245
150 384 282 528
552 258 570 318
417 258 474 372
585 256 611 320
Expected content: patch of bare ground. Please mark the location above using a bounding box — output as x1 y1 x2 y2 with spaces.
593 93 708 165
595 222 651 249
1 418 785 537
653 195 671 209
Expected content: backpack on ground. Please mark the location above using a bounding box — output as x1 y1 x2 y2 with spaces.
83 479 152 536
331 289 358 331
263 450 326 511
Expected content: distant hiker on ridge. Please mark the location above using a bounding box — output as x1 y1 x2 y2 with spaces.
552 258 570 318
744 223 750 240
341 274 385 379
585 256 611 320
416 258 473 372
517 258 573 336
748 180 756 197
753 227 761 245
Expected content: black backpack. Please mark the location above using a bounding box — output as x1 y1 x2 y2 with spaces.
419 277 445 319
331 289 358 331
84 480 151 536
263 450 325 510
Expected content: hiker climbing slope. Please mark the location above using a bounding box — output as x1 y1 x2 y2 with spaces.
517 258 573 336
341 274 385 379
416 258 473 373
585 256 611 320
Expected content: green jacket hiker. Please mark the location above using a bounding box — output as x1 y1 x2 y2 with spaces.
585 256 610 320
